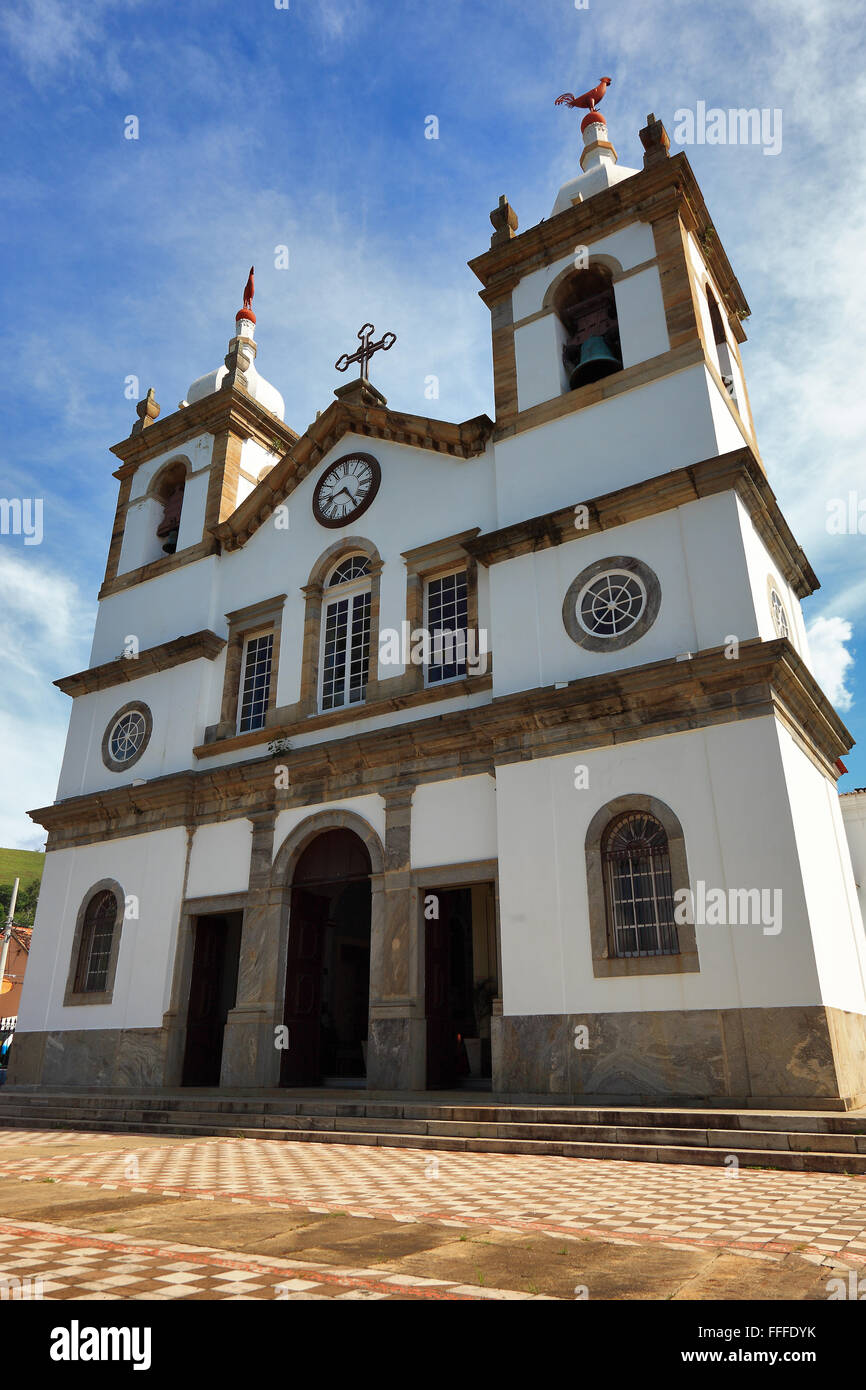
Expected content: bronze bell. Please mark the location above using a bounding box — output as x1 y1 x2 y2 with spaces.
568 335 622 390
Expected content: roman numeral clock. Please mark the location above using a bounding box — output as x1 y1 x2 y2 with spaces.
312 452 382 527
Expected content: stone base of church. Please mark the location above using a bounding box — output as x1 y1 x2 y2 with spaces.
6 1028 168 1090
491 1005 866 1110
9 1005 866 1109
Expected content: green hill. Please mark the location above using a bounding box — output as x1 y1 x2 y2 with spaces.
0 847 45 889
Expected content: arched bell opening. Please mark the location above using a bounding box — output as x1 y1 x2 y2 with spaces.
154 460 187 555
553 264 623 392
706 284 738 406
281 828 372 1087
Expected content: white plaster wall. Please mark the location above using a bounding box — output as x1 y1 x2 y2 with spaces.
56 659 219 799
186 820 253 899
705 365 751 452
117 495 165 574
842 792 866 925
410 775 497 869
736 494 810 661
515 315 563 412
17 828 188 1033
495 716 821 1018
492 365 724 527
614 267 670 368
778 740 866 1013
489 494 759 697
273 795 387 864
90 557 220 668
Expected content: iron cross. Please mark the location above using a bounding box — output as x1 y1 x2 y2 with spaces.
335 322 396 380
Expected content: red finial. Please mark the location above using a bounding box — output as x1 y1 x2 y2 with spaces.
237 266 256 325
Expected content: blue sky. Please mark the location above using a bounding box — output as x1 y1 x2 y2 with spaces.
0 0 864 847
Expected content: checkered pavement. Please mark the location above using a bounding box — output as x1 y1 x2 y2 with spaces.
2 1128 866 1267
0 1220 539 1300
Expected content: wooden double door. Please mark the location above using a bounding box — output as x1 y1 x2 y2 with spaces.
281 830 372 1087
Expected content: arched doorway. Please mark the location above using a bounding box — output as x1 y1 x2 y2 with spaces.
281 828 372 1087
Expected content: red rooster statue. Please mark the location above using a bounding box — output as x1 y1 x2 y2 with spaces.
243 266 255 312
555 77 612 113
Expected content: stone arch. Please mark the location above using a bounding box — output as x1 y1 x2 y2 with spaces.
305 535 383 590
145 454 192 502
583 793 699 979
271 809 386 1088
271 808 385 887
63 877 127 1006
542 252 625 313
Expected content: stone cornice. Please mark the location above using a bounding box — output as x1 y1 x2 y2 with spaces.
464 446 818 599
210 401 494 553
31 639 851 848
109 386 300 475
468 152 749 330
54 630 227 698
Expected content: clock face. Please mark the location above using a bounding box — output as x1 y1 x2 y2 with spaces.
312 452 381 528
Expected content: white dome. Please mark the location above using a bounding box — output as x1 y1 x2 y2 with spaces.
186 314 286 421
551 117 637 217
551 160 637 217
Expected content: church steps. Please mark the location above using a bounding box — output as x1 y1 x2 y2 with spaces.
3 1093 866 1172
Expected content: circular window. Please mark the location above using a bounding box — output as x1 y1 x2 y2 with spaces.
769 586 790 640
101 702 152 773
563 556 661 652
576 569 647 639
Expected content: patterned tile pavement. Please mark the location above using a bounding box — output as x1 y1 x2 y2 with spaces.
3 1128 866 1269
0 1219 539 1300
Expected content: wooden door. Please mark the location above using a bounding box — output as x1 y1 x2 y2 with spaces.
281 889 328 1086
425 907 453 1088
182 914 241 1087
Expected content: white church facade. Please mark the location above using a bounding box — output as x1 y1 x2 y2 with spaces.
11 106 866 1107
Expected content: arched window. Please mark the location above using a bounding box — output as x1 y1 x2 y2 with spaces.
66 885 124 1001
553 264 622 393
601 811 679 958
320 553 372 711
584 795 699 979
154 461 186 555
706 286 738 405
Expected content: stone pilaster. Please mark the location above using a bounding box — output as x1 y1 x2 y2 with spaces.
367 784 425 1089
220 809 283 1087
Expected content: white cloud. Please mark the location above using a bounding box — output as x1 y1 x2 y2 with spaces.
0 0 135 92
806 614 856 713
0 551 93 847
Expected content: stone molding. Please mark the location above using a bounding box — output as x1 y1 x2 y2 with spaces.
464 446 816 600
210 402 493 554
29 639 853 850
56 631 226 698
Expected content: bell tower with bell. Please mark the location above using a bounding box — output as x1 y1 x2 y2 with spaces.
470 83 760 526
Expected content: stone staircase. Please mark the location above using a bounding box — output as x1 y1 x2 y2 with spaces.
3 1088 866 1174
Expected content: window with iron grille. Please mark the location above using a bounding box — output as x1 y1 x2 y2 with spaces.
321 560 371 711
74 890 119 993
425 570 468 684
238 631 274 733
602 812 679 958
